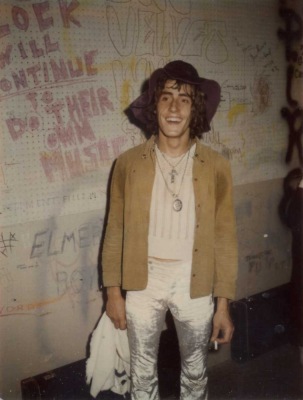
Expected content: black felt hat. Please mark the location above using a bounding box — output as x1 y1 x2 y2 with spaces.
129 60 221 133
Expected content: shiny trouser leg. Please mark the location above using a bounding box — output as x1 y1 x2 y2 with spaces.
126 258 214 400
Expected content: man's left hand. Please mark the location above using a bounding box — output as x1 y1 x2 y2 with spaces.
210 297 234 344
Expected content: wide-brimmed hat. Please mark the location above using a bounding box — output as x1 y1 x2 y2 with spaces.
128 60 221 133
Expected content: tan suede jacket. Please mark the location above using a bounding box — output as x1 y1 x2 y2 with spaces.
102 136 238 300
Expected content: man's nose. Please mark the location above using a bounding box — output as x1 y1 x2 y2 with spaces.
169 98 178 111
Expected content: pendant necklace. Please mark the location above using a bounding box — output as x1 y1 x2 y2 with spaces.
155 145 191 212
158 150 188 184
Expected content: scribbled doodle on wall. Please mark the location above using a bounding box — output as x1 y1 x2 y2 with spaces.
106 2 228 60
246 249 288 276
251 75 271 115
278 4 303 164
0 215 103 317
0 232 17 257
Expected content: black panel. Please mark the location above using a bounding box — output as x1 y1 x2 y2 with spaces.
21 359 90 400
230 284 291 363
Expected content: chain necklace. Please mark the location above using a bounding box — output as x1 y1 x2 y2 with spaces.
155 146 191 212
158 150 189 184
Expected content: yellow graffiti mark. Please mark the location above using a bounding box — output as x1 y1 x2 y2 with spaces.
227 104 247 126
121 79 131 111
25 295 64 310
0 295 65 317
119 57 135 111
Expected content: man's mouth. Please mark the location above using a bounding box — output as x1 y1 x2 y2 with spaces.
166 117 182 123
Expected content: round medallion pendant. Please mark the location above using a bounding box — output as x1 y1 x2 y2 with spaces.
173 198 183 212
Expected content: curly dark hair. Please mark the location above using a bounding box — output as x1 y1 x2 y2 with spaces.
142 73 208 139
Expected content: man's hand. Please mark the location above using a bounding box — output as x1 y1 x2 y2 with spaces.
210 297 234 344
106 287 127 330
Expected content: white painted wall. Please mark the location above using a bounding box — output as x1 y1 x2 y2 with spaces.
1 0 300 398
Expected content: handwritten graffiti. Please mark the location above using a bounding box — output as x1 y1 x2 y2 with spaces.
0 232 17 257
234 38 279 74
4 191 104 215
0 1 83 95
251 75 271 115
0 295 65 316
201 126 244 162
55 267 97 296
0 1 121 184
0 51 98 97
278 5 303 164
0 1 81 37
246 249 288 276
17 262 39 270
30 222 102 258
0 265 98 316
5 83 116 181
0 267 14 289
6 87 114 142
39 135 127 181
106 3 228 60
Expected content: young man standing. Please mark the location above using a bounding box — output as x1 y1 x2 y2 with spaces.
102 60 238 399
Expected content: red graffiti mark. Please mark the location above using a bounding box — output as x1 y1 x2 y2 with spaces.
66 87 114 121
65 148 84 178
28 114 40 131
26 92 39 110
84 50 98 76
40 136 127 182
0 44 13 69
6 85 114 143
44 87 113 125
0 52 98 96
12 6 30 32
0 21 10 39
67 58 84 78
6 113 41 139
50 59 69 81
40 149 67 181
58 0 81 28
0 34 59 72
6 118 27 141
45 100 65 124
0 1 80 38
32 1 54 32
54 118 96 147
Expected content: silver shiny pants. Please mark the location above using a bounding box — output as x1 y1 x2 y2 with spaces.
126 258 214 400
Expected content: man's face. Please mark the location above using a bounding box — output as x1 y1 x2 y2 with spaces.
156 80 193 140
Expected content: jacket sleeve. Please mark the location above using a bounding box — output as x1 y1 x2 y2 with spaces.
213 155 238 300
102 156 125 287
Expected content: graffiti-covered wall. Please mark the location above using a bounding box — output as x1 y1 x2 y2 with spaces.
0 0 301 398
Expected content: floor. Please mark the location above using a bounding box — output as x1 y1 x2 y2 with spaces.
95 343 303 400
21 342 303 400
208 343 302 400
159 343 303 400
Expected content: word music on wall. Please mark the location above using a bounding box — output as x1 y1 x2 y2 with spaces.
278 4 303 165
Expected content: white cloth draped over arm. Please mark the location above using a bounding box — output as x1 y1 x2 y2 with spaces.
86 312 130 398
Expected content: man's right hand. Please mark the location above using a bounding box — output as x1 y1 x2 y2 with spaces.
106 287 127 330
